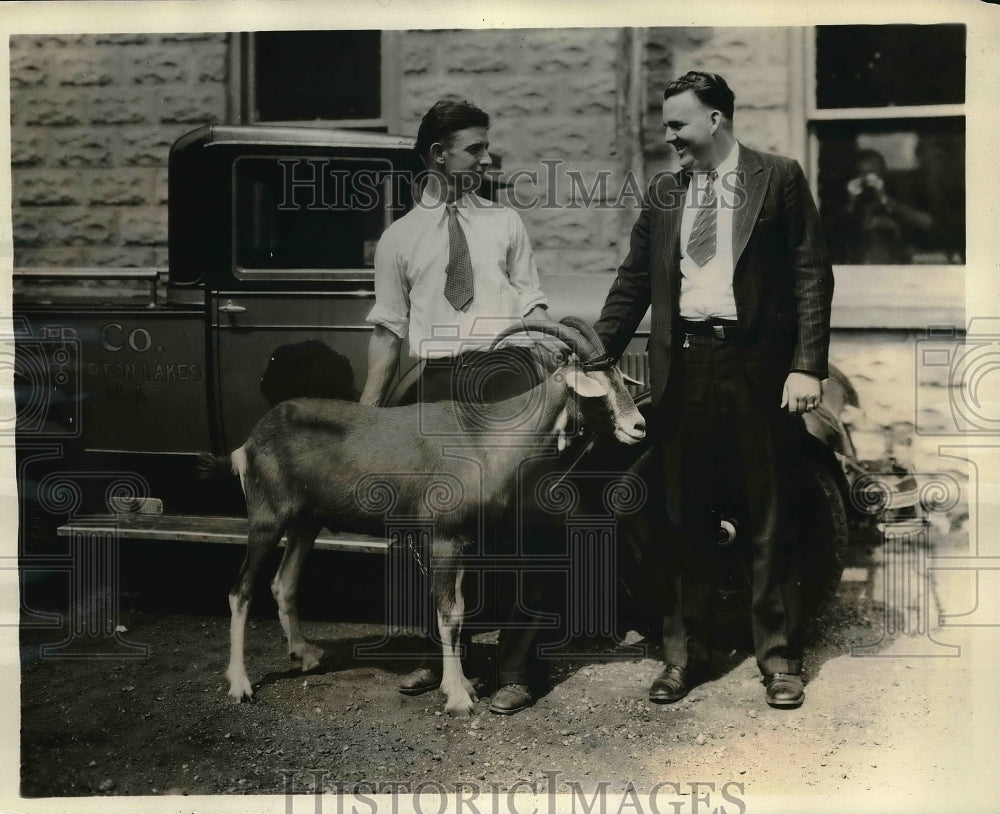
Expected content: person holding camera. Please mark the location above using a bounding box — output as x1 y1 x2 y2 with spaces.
843 149 934 264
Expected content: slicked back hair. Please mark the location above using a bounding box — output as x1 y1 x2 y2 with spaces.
414 100 490 167
664 71 736 121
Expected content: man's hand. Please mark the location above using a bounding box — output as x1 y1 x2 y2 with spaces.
781 371 822 415
510 306 568 369
847 172 886 197
523 305 551 323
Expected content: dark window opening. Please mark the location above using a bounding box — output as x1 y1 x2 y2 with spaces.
253 30 381 122
815 24 965 109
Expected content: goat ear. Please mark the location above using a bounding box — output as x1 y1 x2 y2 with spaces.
564 366 608 398
619 370 644 387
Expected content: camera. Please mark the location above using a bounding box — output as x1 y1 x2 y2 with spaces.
846 171 885 197
915 319 1000 435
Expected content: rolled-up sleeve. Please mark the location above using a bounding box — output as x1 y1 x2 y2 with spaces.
366 233 409 339
506 211 548 315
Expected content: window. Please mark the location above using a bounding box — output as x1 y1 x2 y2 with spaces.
236 30 400 131
807 24 965 265
234 156 399 275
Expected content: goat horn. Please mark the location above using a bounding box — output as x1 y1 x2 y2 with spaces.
556 316 605 359
487 320 588 357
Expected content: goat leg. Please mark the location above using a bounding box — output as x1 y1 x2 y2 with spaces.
271 521 324 672
227 519 284 701
435 562 476 717
227 591 255 701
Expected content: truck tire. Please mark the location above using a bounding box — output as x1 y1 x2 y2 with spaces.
609 433 848 633
794 440 849 620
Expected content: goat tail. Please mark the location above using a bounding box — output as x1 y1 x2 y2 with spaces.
195 451 232 480
196 446 249 496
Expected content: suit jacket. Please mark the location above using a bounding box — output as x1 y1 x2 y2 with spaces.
595 146 834 407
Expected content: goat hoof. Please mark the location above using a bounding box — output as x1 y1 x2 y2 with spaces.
444 695 475 718
290 643 324 672
227 676 254 702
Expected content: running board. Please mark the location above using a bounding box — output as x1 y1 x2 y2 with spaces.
56 513 390 555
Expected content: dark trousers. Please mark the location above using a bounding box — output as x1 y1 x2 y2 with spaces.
413 347 557 687
656 334 804 676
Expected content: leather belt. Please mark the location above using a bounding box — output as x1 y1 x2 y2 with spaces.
677 319 739 340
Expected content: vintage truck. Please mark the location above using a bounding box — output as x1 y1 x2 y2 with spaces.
13 124 892 633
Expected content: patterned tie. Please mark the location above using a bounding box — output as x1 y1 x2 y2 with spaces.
686 170 718 266
444 203 475 312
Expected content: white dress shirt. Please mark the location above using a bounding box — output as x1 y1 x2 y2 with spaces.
366 191 547 358
679 143 741 321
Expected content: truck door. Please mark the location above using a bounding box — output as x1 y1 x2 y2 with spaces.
211 288 376 450
210 153 398 451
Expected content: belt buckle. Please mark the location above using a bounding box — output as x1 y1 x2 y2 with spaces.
712 324 726 340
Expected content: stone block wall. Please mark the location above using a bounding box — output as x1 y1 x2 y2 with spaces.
398 28 630 279
10 27 801 279
643 27 794 179
830 329 970 534
10 33 228 269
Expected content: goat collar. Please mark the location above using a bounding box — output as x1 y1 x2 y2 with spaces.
577 352 617 373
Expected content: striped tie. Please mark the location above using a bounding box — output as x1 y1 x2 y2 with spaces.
444 204 475 312
686 171 718 266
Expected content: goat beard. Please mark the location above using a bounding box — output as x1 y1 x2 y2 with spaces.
553 405 572 452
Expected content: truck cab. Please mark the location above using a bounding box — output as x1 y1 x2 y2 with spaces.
171 124 417 452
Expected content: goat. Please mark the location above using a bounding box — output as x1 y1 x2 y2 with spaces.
202 318 645 717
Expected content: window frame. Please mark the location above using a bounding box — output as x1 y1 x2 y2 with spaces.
230 31 401 133
796 25 966 329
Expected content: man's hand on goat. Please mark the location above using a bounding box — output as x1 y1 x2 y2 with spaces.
493 308 572 370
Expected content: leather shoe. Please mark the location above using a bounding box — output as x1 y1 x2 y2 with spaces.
764 673 804 708
648 663 705 703
488 684 535 715
397 666 441 696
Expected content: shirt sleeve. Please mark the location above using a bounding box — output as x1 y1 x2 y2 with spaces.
506 210 548 315
365 230 410 339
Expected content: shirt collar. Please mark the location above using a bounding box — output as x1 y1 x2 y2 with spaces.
683 143 740 197
690 142 739 180
715 142 740 179
418 189 477 223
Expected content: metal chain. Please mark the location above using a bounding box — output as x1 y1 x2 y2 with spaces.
401 530 429 577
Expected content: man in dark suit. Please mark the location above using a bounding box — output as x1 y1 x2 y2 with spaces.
594 71 834 708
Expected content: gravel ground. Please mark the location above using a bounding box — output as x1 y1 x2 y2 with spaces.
14 527 997 813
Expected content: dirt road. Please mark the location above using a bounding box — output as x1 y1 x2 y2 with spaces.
15 528 996 812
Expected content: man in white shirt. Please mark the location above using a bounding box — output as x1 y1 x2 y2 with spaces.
361 101 551 405
361 100 557 715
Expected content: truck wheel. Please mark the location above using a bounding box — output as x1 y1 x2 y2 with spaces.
608 444 684 637
610 437 849 633
716 442 850 625
794 440 849 620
